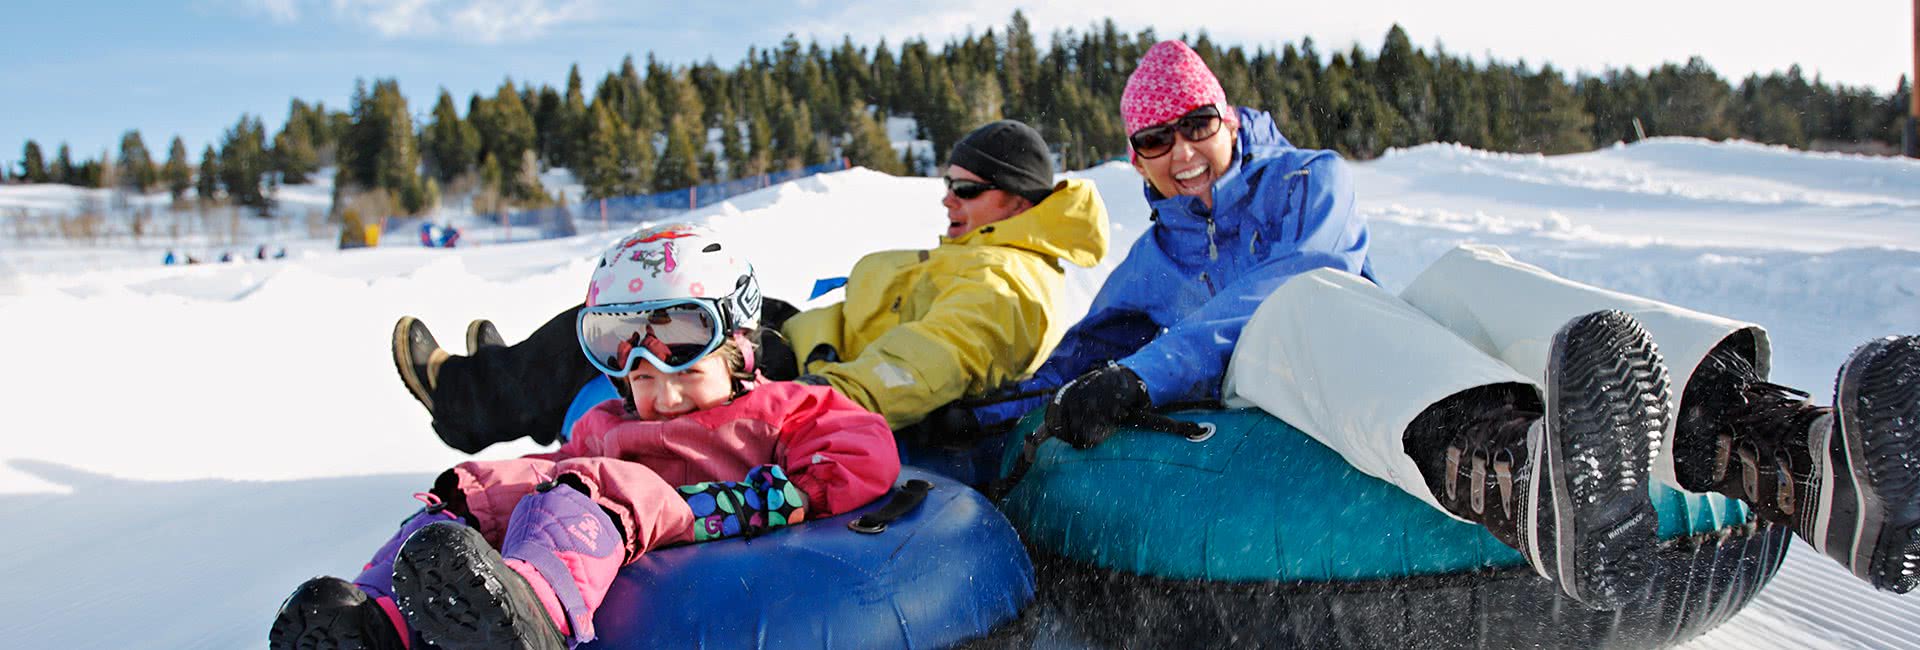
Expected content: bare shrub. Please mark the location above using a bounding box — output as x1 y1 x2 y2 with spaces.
342 189 396 227
470 184 505 218
60 211 105 243
305 209 330 239
131 208 150 243
226 205 241 246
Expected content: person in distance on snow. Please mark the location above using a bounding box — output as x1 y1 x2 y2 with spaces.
391 119 1109 452
270 224 899 649
968 39 1920 608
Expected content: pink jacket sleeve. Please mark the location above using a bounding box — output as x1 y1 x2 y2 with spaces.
523 399 632 462
769 384 901 517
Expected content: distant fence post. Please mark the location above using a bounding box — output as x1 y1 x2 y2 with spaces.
600 198 608 232
1909 0 1918 158
501 211 510 243
689 186 697 210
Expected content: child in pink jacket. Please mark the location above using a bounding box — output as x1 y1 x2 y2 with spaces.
270 224 901 650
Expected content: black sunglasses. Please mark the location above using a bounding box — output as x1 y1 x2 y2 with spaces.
944 177 997 200
1128 105 1225 159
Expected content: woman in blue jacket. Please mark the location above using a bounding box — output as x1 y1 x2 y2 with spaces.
971 40 1920 610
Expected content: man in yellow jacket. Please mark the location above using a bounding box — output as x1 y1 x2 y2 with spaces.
392 119 1110 452
784 120 1110 429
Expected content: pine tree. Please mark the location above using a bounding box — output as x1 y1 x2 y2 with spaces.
744 106 773 176
1646 57 1735 139
579 102 627 199
20 141 47 183
196 145 219 200
1374 25 1435 147
558 64 589 170
1001 11 1039 120
919 64 968 165
1514 66 1594 154
845 102 903 174
421 89 479 182
511 149 547 208
116 130 157 192
618 112 656 194
88 150 114 189
957 67 1004 128
340 79 431 213
717 106 746 180
52 143 75 185
533 84 564 166
474 80 539 198
479 152 504 199
163 137 192 201
869 40 898 111
772 91 813 170
272 123 319 185
219 114 273 211
1435 55 1491 148
654 114 701 190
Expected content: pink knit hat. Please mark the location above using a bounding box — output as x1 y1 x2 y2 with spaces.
1121 40 1237 139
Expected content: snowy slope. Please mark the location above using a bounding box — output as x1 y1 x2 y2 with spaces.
1 138 1917 648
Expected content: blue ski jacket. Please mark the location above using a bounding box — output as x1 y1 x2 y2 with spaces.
972 107 1375 428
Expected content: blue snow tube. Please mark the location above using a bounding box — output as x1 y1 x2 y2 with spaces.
999 408 1792 648
558 381 1036 649
559 376 621 441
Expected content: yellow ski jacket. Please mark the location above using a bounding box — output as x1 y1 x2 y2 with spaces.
781 178 1110 429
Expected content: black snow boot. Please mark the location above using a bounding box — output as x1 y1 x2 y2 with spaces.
429 306 599 453
268 576 407 650
1677 334 1920 593
392 316 449 414
466 319 505 355
391 522 567 650
1407 310 1672 610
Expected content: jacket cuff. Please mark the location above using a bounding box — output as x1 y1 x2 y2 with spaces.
1117 349 1195 407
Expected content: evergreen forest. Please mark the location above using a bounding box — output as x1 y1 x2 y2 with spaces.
7 14 1913 218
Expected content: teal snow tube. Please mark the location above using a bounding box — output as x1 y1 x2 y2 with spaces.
999 408 1790 648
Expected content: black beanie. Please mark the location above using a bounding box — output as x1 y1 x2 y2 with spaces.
947 120 1056 205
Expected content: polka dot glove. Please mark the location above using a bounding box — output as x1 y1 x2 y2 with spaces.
678 464 808 542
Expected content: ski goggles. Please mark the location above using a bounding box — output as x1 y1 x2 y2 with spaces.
943 177 998 200
577 299 728 376
1128 105 1225 159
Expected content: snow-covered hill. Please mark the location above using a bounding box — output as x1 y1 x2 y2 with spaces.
1 138 1917 648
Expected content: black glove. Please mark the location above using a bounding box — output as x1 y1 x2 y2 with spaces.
911 402 984 447
1044 364 1150 450
794 374 831 387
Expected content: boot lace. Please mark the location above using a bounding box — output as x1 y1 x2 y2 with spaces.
1443 399 1540 520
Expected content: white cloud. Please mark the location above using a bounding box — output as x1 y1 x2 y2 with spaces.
324 0 596 43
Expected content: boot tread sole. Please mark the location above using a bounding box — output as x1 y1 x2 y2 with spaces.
391 522 567 650
1543 310 1668 610
268 577 402 650
1837 335 1920 593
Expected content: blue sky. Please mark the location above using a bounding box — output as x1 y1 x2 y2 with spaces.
3 0 1912 165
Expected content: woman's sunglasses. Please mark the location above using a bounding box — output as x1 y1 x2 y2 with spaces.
944 176 997 200
1128 105 1225 159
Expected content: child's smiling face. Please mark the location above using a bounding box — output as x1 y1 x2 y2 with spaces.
625 352 735 419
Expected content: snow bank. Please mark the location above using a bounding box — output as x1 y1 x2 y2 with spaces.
3 138 1919 648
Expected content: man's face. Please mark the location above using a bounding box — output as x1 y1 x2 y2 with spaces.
941 164 1032 239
